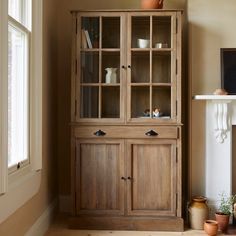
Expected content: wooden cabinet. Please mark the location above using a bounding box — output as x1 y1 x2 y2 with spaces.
70 9 183 231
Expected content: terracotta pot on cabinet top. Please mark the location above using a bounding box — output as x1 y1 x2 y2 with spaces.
141 0 164 9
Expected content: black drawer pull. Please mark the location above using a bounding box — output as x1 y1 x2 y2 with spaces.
121 177 127 180
94 130 106 136
145 130 158 136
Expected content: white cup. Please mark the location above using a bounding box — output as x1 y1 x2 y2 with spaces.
137 39 150 48
155 43 168 48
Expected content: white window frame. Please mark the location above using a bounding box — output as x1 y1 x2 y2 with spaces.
8 15 31 173
0 0 42 223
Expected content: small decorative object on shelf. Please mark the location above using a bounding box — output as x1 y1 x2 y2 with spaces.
213 88 228 95
153 108 161 117
141 0 164 9
204 220 218 236
105 68 117 84
155 42 168 49
143 109 150 117
137 39 150 48
188 196 209 230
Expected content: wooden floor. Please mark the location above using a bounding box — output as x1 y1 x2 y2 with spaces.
44 215 230 236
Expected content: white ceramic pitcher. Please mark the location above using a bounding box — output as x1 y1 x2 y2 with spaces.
105 68 117 84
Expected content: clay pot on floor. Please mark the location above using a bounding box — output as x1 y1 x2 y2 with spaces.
204 220 218 236
215 212 230 233
188 196 209 230
141 0 164 9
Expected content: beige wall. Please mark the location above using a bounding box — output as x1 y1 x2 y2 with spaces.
188 0 236 196
56 0 187 196
0 0 58 235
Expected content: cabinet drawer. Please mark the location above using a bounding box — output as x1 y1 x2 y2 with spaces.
74 126 179 139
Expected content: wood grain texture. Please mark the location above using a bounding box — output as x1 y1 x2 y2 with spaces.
74 126 178 139
75 139 125 215
69 216 184 231
127 139 176 217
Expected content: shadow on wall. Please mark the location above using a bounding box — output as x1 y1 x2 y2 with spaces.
189 22 222 95
191 101 206 197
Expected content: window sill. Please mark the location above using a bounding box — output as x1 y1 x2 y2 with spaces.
0 169 41 224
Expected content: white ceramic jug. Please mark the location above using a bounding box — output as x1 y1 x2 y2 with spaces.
105 68 117 84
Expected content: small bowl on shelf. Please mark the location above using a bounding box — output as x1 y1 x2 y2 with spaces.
155 43 168 49
137 39 150 48
213 88 228 95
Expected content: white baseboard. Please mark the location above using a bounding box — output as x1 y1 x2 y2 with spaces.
25 198 57 236
59 195 71 213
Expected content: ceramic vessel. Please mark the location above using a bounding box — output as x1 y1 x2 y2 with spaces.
213 88 228 95
105 68 117 84
141 0 164 9
137 39 150 48
189 196 209 230
215 212 230 233
204 220 218 236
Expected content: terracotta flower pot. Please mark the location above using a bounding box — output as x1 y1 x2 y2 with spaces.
215 212 230 233
204 220 218 236
141 0 164 9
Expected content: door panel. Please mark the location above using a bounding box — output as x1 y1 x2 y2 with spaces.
127 139 177 216
76 139 125 215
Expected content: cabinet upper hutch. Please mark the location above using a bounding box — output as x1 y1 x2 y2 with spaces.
70 9 183 232
71 10 181 124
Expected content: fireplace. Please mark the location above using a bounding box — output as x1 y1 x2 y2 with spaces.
193 95 236 217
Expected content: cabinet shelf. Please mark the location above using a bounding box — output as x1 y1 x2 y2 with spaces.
130 83 172 86
81 83 120 86
131 48 172 51
81 48 121 52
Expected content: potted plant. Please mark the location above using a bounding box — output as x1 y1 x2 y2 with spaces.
215 193 236 233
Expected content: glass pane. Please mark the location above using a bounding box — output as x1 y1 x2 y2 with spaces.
80 86 99 118
153 51 171 83
102 87 120 118
8 24 29 167
102 17 120 48
8 0 32 30
153 16 171 49
81 52 99 83
8 0 21 22
131 52 150 83
102 52 120 83
132 16 150 48
81 17 99 49
131 86 150 118
152 86 171 119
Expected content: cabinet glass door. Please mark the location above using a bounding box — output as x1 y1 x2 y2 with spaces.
128 13 176 122
78 15 123 121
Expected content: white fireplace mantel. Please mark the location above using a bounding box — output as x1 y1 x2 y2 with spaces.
193 95 236 143
193 95 236 215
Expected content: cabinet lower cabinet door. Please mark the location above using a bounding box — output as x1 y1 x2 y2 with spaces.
75 139 125 215
127 139 177 217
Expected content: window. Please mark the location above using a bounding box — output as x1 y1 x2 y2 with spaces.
8 0 31 171
0 0 42 223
